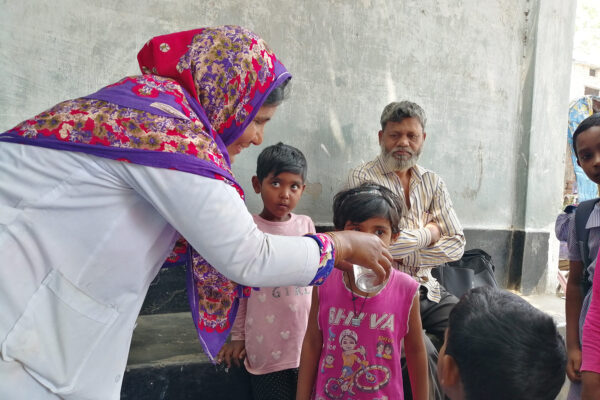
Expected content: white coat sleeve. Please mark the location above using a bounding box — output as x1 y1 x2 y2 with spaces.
113 162 321 287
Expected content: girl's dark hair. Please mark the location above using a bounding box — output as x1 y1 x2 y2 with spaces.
333 182 403 234
445 287 566 400
256 142 307 182
264 78 291 106
572 113 600 158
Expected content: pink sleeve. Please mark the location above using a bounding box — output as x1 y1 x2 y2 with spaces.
230 297 248 341
582 249 600 373
308 217 316 234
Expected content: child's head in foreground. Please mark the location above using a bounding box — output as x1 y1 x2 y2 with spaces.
332 182 402 246
252 142 307 222
437 286 567 400
573 113 600 184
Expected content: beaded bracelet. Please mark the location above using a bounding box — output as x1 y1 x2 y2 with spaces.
304 233 336 286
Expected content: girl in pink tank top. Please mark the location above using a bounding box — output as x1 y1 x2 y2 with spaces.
297 183 428 400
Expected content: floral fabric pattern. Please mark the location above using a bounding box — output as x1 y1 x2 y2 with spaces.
137 25 289 146
192 251 239 332
5 74 236 182
13 96 219 164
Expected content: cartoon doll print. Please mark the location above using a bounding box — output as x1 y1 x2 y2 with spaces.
382 343 393 360
339 329 366 378
321 353 335 373
375 341 385 358
322 329 392 398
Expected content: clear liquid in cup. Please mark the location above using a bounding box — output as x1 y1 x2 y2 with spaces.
353 264 384 293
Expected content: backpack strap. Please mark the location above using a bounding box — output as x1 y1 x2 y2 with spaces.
575 197 600 294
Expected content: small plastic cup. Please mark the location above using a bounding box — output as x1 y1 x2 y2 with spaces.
353 264 385 293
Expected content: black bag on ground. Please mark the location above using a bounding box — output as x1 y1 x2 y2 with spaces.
431 249 498 298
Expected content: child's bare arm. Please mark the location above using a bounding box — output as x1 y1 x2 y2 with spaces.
404 294 429 400
566 260 584 382
583 371 600 400
297 290 323 400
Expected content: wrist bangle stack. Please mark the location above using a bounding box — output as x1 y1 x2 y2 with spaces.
326 231 345 266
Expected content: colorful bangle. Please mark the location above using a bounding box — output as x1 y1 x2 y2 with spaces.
304 233 336 286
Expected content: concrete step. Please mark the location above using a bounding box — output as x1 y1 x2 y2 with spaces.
122 312 252 399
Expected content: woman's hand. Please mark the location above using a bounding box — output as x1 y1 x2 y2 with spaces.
216 340 246 368
327 230 392 285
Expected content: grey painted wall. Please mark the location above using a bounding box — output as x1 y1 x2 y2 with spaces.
0 1 576 293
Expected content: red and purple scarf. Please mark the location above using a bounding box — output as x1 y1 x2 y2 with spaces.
0 26 291 361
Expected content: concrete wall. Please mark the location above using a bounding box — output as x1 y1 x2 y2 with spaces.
0 0 577 293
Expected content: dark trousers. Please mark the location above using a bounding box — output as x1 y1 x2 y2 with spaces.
403 285 458 400
419 285 459 349
249 368 298 400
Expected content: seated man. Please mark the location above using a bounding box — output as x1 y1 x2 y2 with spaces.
347 101 465 345
437 286 567 400
346 101 465 399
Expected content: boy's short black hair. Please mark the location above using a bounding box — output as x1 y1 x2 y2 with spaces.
256 142 307 182
572 113 600 158
332 182 403 234
445 287 566 400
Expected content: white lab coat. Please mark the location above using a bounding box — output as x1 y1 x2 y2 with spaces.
0 142 319 399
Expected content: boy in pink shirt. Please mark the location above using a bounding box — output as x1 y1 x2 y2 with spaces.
218 142 315 399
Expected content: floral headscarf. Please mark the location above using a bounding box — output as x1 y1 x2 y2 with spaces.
137 26 288 146
0 25 291 361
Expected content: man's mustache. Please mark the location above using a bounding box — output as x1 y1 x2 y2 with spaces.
390 147 414 156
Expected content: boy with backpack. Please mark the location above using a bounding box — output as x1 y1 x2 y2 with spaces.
566 113 600 399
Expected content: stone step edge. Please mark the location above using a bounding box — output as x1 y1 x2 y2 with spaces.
127 312 211 367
